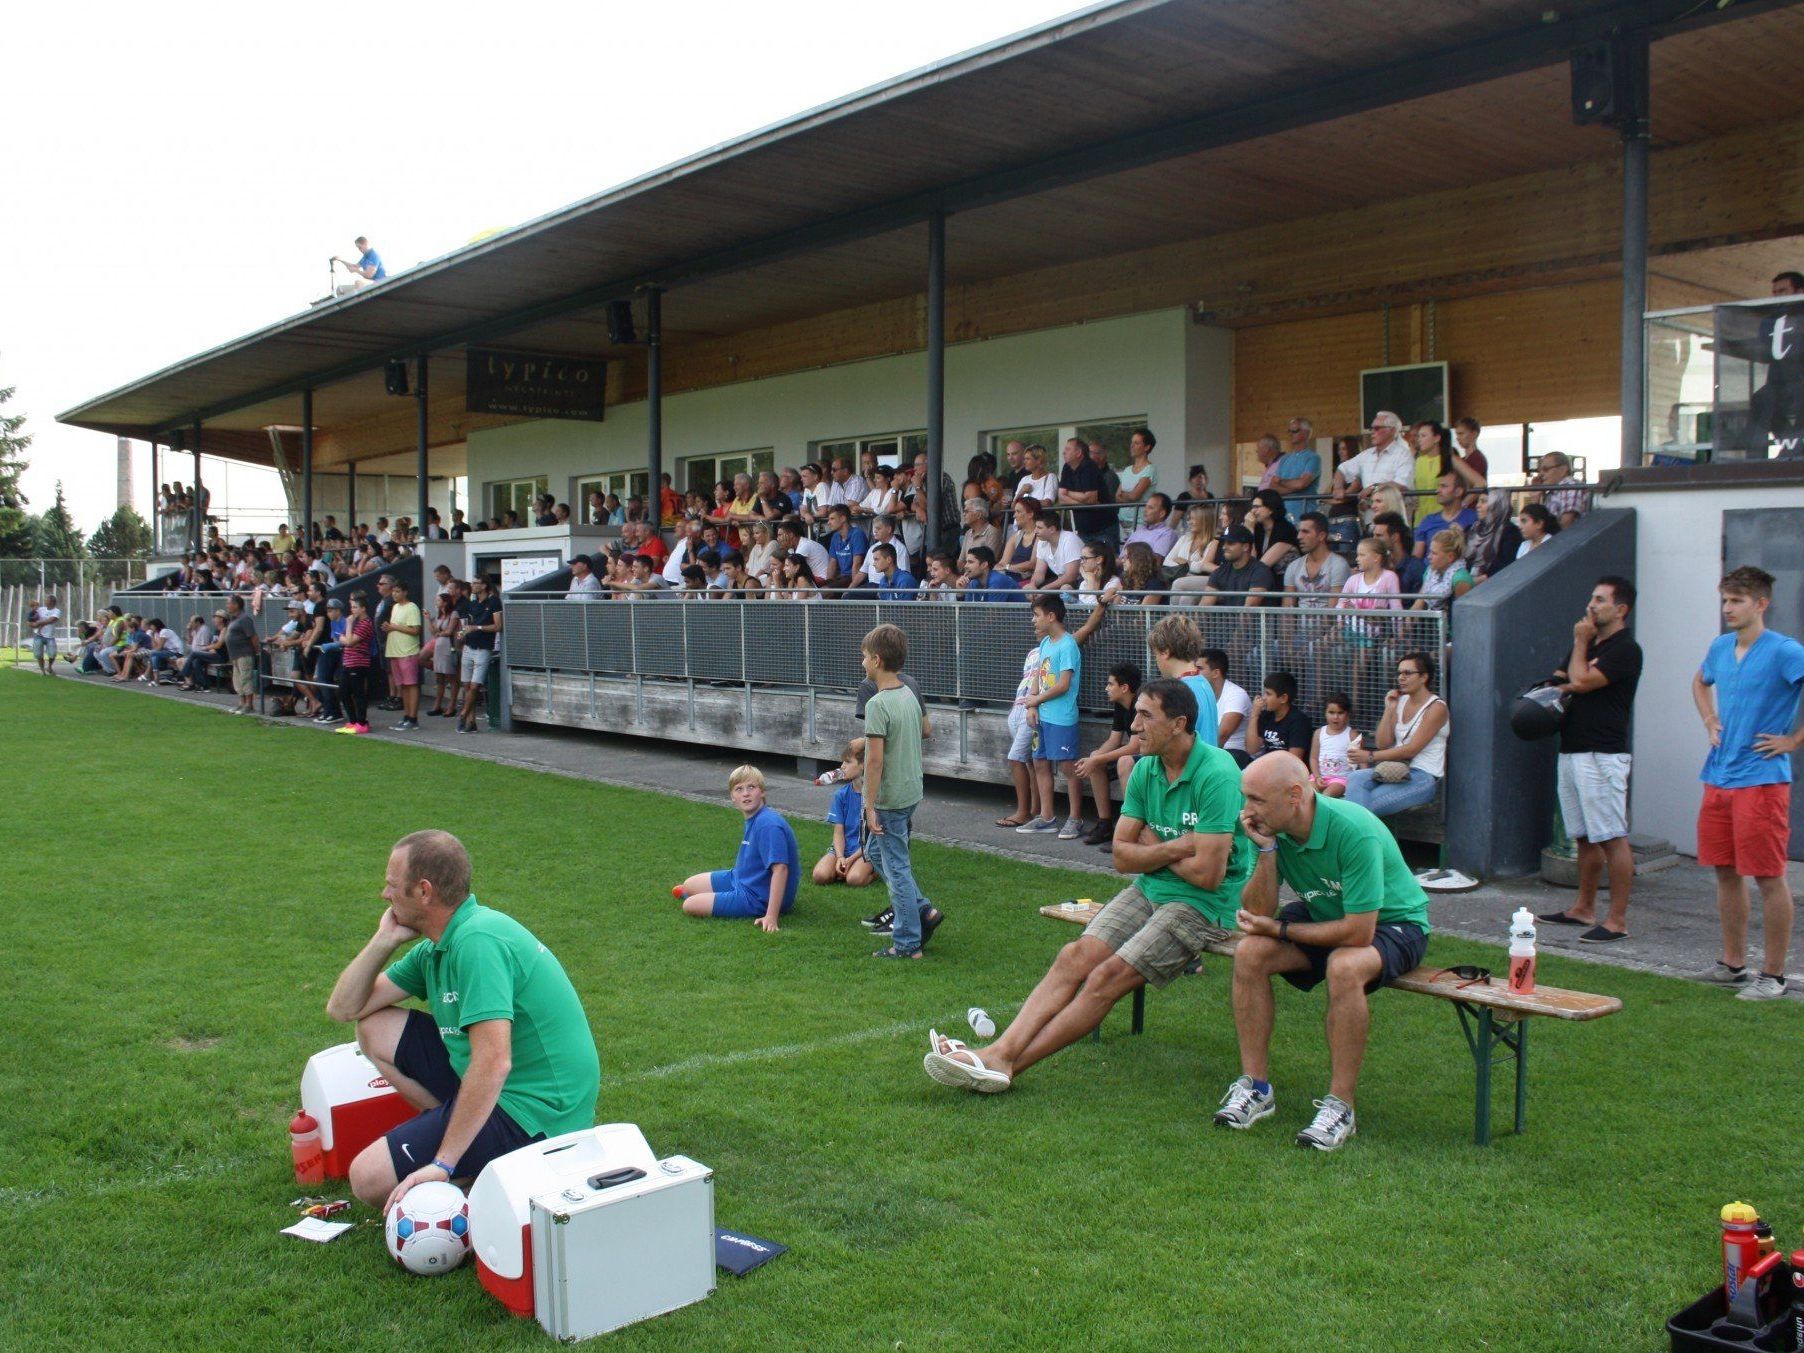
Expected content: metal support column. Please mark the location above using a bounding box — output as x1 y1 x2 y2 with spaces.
415 356 430 534
190 419 203 551
925 212 946 552
1616 28 1651 469
347 460 357 530
300 388 314 550
645 287 663 528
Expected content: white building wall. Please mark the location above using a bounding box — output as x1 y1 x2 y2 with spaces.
467 308 1214 507
1617 481 1804 853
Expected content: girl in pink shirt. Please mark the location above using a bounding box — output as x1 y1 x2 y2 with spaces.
1337 536 1400 645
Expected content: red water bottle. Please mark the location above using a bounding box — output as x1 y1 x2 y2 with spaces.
1722 1202 1761 1299
289 1109 324 1185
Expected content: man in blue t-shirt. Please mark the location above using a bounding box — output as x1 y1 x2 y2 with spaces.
960 546 1025 601
824 506 868 588
870 543 918 600
1017 595 1088 839
333 234 387 293
674 766 800 932
1411 472 1478 556
1692 565 1804 999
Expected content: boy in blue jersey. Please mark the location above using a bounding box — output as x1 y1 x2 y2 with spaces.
812 738 875 889
674 766 800 933
1016 595 1088 839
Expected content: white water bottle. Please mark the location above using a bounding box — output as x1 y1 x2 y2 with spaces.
1508 907 1537 994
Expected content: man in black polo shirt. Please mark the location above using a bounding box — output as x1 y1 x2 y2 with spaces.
1056 436 1108 539
454 575 503 734
1540 576 1643 942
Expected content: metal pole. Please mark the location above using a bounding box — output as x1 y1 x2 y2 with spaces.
645 288 663 529
301 388 314 552
190 419 203 552
347 459 357 531
148 437 159 550
1617 29 1650 470
925 211 946 553
415 355 430 535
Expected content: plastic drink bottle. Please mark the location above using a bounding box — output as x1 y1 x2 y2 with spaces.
1507 907 1537 994
289 1109 325 1185
1722 1202 1762 1298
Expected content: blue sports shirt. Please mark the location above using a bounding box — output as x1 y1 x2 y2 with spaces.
731 805 800 911
1700 629 1804 788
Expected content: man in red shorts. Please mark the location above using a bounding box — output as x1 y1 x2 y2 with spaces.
1691 566 1804 1000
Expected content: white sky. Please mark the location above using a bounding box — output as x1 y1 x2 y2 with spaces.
1 0 1085 536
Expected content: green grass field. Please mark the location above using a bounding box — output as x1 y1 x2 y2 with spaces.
4 671 1801 1351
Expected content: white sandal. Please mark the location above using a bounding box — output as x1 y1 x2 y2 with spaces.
923 1031 1011 1093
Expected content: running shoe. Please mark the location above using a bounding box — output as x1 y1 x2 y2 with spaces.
1212 1076 1276 1130
1296 1095 1357 1152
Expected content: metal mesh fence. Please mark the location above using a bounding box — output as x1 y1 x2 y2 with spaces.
505 596 1446 741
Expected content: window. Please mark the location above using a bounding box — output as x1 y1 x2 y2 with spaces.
574 471 647 522
812 431 927 473
490 476 548 523
987 416 1147 470
680 449 774 498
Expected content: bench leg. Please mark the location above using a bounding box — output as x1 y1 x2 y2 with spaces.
1453 1003 1528 1147
1131 986 1145 1036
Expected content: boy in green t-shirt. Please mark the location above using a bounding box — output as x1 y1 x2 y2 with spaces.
860 624 944 958
1213 753 1431 1152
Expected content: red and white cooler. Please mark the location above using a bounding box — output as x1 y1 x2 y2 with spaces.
298 1042 415 1178
468 1124 715 1338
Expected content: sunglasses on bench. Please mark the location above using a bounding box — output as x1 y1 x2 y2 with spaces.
1431 965 1492 989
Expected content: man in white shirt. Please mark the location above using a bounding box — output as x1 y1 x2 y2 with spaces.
1335 411 1415 510
1201 648 1253 755
567 555 605 600
662 518 707 586
1029 509 1084 591
30 596 61 675
776 519 835 583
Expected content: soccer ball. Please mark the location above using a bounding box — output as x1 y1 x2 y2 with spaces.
385 1180 471 1275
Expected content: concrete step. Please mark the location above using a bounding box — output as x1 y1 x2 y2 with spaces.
1540 834 1681 888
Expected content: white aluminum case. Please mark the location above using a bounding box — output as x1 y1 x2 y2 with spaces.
529 1152 715 1340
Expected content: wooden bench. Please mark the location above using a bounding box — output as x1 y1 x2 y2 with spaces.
1039 902 1622 1146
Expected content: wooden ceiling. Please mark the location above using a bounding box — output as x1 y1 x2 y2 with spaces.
63 0 1804 470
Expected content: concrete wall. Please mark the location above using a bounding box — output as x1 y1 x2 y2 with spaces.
1612 480 1804 854
1446 508 1637 878
468 308 1210 508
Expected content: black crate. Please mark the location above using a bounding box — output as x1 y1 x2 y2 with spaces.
1668 1274 1799 1352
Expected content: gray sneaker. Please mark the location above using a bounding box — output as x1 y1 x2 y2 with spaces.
1736 974 1789 1001
1015 817 1059 834
1212 1076 1275 1130
1296 1095 1357 1151
1056 818 1084 841
1694 962 1752 987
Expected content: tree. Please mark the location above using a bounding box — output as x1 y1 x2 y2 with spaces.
0 365 34 559
32 483 87 585
89 505 154 583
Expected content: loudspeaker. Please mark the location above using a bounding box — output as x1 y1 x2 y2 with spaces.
384 359 410 396
606 300 637 346
1570 42 1616 124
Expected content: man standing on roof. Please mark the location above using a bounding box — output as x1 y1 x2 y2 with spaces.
332 236 388 295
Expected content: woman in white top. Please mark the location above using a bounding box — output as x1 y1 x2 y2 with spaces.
1343 650 1448 817
1074 543 1122 606
1514 503 1560 560
1115 438 1157 530
744 521 780 584
780 552 822 601
1012 444 1059 505
1166 504 1215 601
859 466 898 518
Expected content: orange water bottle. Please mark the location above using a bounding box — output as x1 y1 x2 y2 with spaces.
289 1109 325 1185
1722 1202 1761 1299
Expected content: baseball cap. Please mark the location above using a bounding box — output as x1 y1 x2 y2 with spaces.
326 597 344 610
1221 526 1254 544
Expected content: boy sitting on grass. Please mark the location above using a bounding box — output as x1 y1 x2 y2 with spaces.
813 738 875 889
673 765 800 933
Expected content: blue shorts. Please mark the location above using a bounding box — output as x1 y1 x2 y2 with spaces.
1275 901 1429 994
1033 720 1079 762
384 1009 540 1180
707 870 767 918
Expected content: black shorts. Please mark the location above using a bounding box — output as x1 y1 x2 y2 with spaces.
1276 901 1429 994
384 1009 541 1180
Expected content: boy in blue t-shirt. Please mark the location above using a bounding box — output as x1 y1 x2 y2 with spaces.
673 766 800 932
1017 594 1087 839
812 738 875 888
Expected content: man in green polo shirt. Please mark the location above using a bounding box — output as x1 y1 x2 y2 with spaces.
326 830 600 1213
1214 754 1431 1151
923 677 1252 1093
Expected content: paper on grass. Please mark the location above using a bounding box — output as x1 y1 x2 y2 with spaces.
282 1217 354 1243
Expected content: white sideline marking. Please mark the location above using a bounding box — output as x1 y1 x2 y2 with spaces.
9 1015 957 1207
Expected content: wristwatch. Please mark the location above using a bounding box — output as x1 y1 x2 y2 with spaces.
1278 919 1290 944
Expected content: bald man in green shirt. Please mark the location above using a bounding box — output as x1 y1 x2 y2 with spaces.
1213 753 1431 1151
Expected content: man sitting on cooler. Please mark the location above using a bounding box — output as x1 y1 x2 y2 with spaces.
326 831 599 1212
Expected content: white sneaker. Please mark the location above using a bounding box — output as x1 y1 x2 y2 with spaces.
1212 1076 1275 1130
1736 974 1789 1001
1296 1095 1357 1151
1694 962 1751 986
1056 818 1083 841
1014 817 1057 834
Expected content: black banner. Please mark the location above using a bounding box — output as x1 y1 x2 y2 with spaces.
465 348 607 422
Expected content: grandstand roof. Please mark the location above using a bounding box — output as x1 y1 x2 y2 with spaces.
59 0 1804 462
